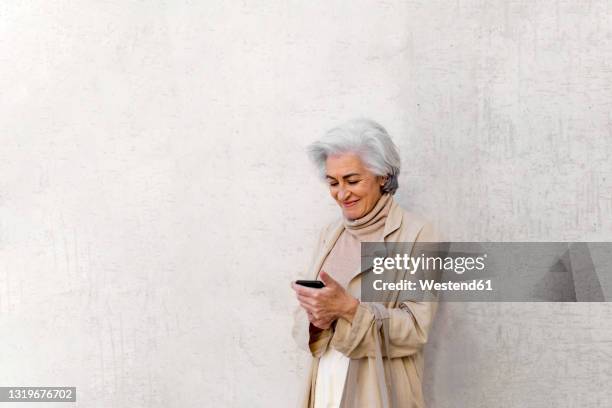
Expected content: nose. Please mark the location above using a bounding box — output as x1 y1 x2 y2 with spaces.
338 187 350 201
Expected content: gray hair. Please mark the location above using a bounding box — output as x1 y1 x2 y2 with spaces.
307 118 401 194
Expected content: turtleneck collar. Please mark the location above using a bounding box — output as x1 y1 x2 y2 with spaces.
342 193 393 238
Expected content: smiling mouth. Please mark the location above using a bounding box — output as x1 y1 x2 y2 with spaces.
342 200 359 208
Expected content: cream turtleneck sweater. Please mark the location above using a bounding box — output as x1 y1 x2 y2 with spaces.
314 193 393 408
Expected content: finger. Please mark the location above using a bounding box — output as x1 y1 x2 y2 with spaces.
292 282 311 295
298 299 317 312
298 289 326 305
292 283 319 297
312 315 333 326
297 295 314 307
319 270 337 287
300 302 323 317
297 294 320 307
313 319 330 328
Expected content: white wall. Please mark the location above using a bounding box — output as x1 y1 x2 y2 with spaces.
1 1 611 407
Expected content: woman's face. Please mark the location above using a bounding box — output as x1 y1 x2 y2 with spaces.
325 152 386 220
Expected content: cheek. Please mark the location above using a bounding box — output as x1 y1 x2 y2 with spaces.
359 182 379 201
355 183 372 197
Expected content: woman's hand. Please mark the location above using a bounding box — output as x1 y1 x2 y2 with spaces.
292 271 360 330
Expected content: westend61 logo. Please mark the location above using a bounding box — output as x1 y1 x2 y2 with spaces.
372 253 487 275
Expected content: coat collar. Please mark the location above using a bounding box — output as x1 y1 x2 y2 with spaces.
382 198 403 238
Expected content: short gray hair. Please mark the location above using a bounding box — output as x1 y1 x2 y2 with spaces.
307 118 401 194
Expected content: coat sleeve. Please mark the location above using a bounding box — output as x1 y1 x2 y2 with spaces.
328 299 437 358
291 223 334 355
329 222 440 359
292 306 335 356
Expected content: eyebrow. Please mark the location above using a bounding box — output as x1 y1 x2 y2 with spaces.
325 173 361 180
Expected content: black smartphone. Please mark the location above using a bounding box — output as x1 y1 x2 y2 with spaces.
295 280 325 289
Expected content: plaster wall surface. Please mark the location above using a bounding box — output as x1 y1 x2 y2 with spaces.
1 1 611 407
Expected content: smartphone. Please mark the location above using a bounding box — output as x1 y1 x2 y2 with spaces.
295 280 325 289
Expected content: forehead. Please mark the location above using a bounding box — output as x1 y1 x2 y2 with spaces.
325 152 368 176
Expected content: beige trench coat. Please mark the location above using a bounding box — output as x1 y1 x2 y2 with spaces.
293 198 439 408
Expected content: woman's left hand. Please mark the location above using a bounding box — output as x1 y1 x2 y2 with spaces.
292 271 360 329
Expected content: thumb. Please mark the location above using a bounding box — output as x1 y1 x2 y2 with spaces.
319 270 336 287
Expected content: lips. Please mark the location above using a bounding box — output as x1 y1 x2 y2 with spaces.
342 199 359 208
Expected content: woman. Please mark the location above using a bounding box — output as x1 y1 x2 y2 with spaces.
292 118 438 408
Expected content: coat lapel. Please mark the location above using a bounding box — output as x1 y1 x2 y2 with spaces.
310 220 344 280
381 198 403 239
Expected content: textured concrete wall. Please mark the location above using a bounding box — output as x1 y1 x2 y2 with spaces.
1 1 611 407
